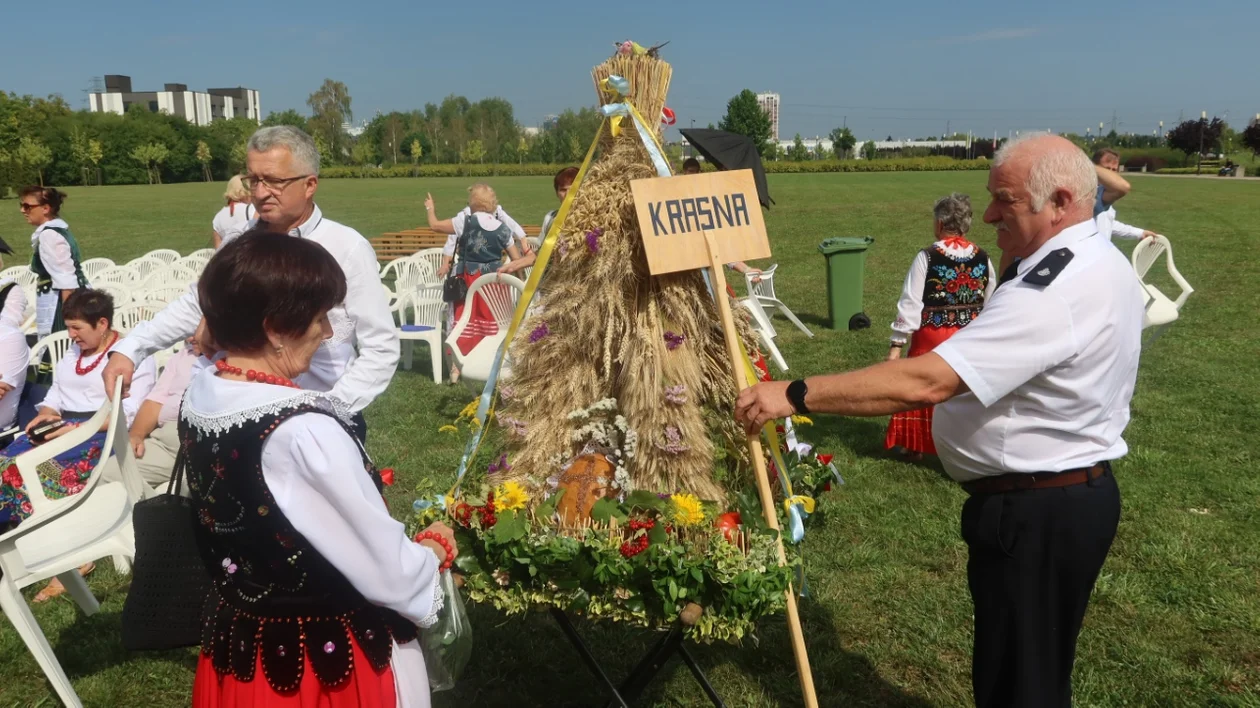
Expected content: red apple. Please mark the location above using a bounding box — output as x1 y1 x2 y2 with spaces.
715 511 742 542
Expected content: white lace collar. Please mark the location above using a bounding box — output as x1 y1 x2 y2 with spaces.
933 237 978 260
181 365 351 436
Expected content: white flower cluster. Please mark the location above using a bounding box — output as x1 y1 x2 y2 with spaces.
564 399 637 493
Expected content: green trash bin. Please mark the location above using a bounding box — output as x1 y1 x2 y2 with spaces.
818 236 874 330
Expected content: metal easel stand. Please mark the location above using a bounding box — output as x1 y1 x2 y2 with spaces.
549 608 726 708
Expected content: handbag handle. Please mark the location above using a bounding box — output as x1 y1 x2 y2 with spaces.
165 435 188 497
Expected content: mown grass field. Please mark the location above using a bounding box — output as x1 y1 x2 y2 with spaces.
0 172 1257 707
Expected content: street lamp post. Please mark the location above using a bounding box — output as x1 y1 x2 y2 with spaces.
1197 110 1206 175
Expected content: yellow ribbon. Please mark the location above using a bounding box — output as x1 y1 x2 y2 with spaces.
784 495 816 515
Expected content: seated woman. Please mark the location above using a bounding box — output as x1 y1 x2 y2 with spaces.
0 289 157 599
424 184 522 381
128 336 203 490
885 193 994 461
187 232 455 707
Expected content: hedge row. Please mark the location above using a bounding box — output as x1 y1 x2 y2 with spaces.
764 157 990 173
1155 167 1231 175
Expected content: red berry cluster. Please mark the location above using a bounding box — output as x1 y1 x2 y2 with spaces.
620 535 650 558
479 494 497 527
453 503 474 527
627 518 656 532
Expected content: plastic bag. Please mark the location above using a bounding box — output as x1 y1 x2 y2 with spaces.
422 571 472 692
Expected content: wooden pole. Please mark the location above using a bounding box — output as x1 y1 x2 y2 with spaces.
703 230 819 708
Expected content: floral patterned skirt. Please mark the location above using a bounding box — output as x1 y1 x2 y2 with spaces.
885 326 959 455
0 414 105 529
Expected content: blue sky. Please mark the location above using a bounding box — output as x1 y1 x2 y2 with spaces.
4 0 1258 142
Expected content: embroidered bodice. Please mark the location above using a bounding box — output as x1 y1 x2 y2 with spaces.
920 238 991 329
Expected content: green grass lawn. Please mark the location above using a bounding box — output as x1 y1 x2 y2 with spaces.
1 172 1257 707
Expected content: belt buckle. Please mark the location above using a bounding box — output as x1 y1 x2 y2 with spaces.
1012 474 1037 491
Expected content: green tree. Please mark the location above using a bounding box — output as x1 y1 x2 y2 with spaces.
861 140 878 160
306 79 352 164
17 136 53 186
828 127 856 160
195 140 213 181
461 139 486 165
410 139 423 164
787 134 810 161
1242 120 1260 157
518 136 528 164
351 138 377 166
718 89 773 157
262 109 309 132
130 142 169 184
69 128 96 186
87 138 104 186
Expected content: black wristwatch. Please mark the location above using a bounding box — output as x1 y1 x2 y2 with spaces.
786 379 810 415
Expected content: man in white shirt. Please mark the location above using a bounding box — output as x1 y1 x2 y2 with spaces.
735 134 1143 708
103 126 399 441
1093 147 1157 241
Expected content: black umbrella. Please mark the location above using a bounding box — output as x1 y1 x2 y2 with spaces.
679 128 775 209
0 237 12 255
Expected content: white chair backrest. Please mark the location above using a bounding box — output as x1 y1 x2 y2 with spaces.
96 282 132 307
414 248 446 284
29 331 73 372
381 257 433 304
465 273 524 328
747 263 779 299
141 264 198 290
124 255 166 281
93 265 140 288
81 258 115 281
1131 235 1169 281
178 255 209 273
114 303 162 333
0 266 37 289
146 249 181 265
398 286 445 329
189 247 216 260
525 236 542 252
143 285 189 306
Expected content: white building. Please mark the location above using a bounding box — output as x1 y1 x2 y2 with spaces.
88 75 260 126
756 92 780 142
775 137 969 159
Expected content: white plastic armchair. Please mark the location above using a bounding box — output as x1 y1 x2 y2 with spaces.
96 282 133 308
140 264 198 291
80 258 115 281
124 255 166 282
189 247 216 260
380 257 431 309
413 248 446 285
0 266 38 289
1131 234 1193 348
0 379 146 708
743 264 814 337
142 285 190 307
396 286 445 383
29 331 73 372
114 303 162 333
145 248 181 265
446 273 524 384
93 265 141 289
739 297 789 372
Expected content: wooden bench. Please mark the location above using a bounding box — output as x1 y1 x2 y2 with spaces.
371 225 543 261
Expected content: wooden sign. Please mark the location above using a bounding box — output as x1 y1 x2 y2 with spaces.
630 169 770 275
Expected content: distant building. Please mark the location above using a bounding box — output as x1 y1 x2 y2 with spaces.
756 92 780 142
522 126 541 138
542 114 559 132
88 75 260 126
775 137 969 159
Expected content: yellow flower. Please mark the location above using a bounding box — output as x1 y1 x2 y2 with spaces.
469 417 482 430
670 493 705 527
438 425 458 434
495 481 529 512
458 399 479 420
790 415 813 426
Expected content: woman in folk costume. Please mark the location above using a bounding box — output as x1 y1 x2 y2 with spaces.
885 193 995 460
186 231 456 707
0 289 156 600
425 184 523 381
20 186 90 339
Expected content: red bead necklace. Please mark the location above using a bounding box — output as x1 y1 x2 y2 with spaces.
215 359 301 388
76 332 119 376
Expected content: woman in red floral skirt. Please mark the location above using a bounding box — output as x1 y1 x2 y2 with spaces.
885 193 995 461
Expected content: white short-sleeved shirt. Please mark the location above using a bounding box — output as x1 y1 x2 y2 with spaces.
0 325 28 429
931 220 1145 481
0 278 29 330
212 202 253 246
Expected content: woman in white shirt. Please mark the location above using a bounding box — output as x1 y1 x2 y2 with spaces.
211 175 253 249
20 186 90 339
187 233 453 707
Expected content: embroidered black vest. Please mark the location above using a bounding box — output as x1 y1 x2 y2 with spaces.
920 244 991 329
181 404 418 693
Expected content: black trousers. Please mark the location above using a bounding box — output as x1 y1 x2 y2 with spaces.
961 468 1120 708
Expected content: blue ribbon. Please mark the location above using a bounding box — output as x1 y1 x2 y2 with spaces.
412 495 449 513
786 503 809 544
599 103 672 177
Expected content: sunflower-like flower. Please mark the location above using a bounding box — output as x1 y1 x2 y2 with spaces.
669 493 705 527
791 415 813 426
494 481 529 512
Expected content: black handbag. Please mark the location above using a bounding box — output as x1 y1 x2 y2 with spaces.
442 212 475 303
121 446 213 651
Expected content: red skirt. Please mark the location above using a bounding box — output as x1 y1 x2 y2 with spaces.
451 272 499 356
885 326 959 455
192 638 397 708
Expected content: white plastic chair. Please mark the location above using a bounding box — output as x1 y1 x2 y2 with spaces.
0 266 37 290
188 248 215 260
413 248 446 285
96 282 132 308
124 256 166 282
142 285 189 307
0 379 146 708
114 304 162 334
29 331 73 372
744 264 814 338
140 264 197 291
446 273 524 383
739 298 789 372
396 286 445 383
381 257 431 309
1131 235 1193 348
80 258 115 281
178 254 209 274
92 265 141 289
145 248 181 265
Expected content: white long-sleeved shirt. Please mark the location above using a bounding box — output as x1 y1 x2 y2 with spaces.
181 372 440 706
113 205 400 414
0 278 30 329
890 240 996 345
442 206 526 257
43 340 157 425
31 219 81 290
0 325 28 429
1095 205 1148 241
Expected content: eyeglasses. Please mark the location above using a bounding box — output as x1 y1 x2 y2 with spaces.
242 174 311 195
19 202 43 212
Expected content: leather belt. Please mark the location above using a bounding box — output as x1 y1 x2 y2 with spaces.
962 462 1109 495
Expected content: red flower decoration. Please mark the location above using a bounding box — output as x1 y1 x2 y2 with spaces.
1 465 21 488
379 468 395 486
21 500 32 514
817 454 834 465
